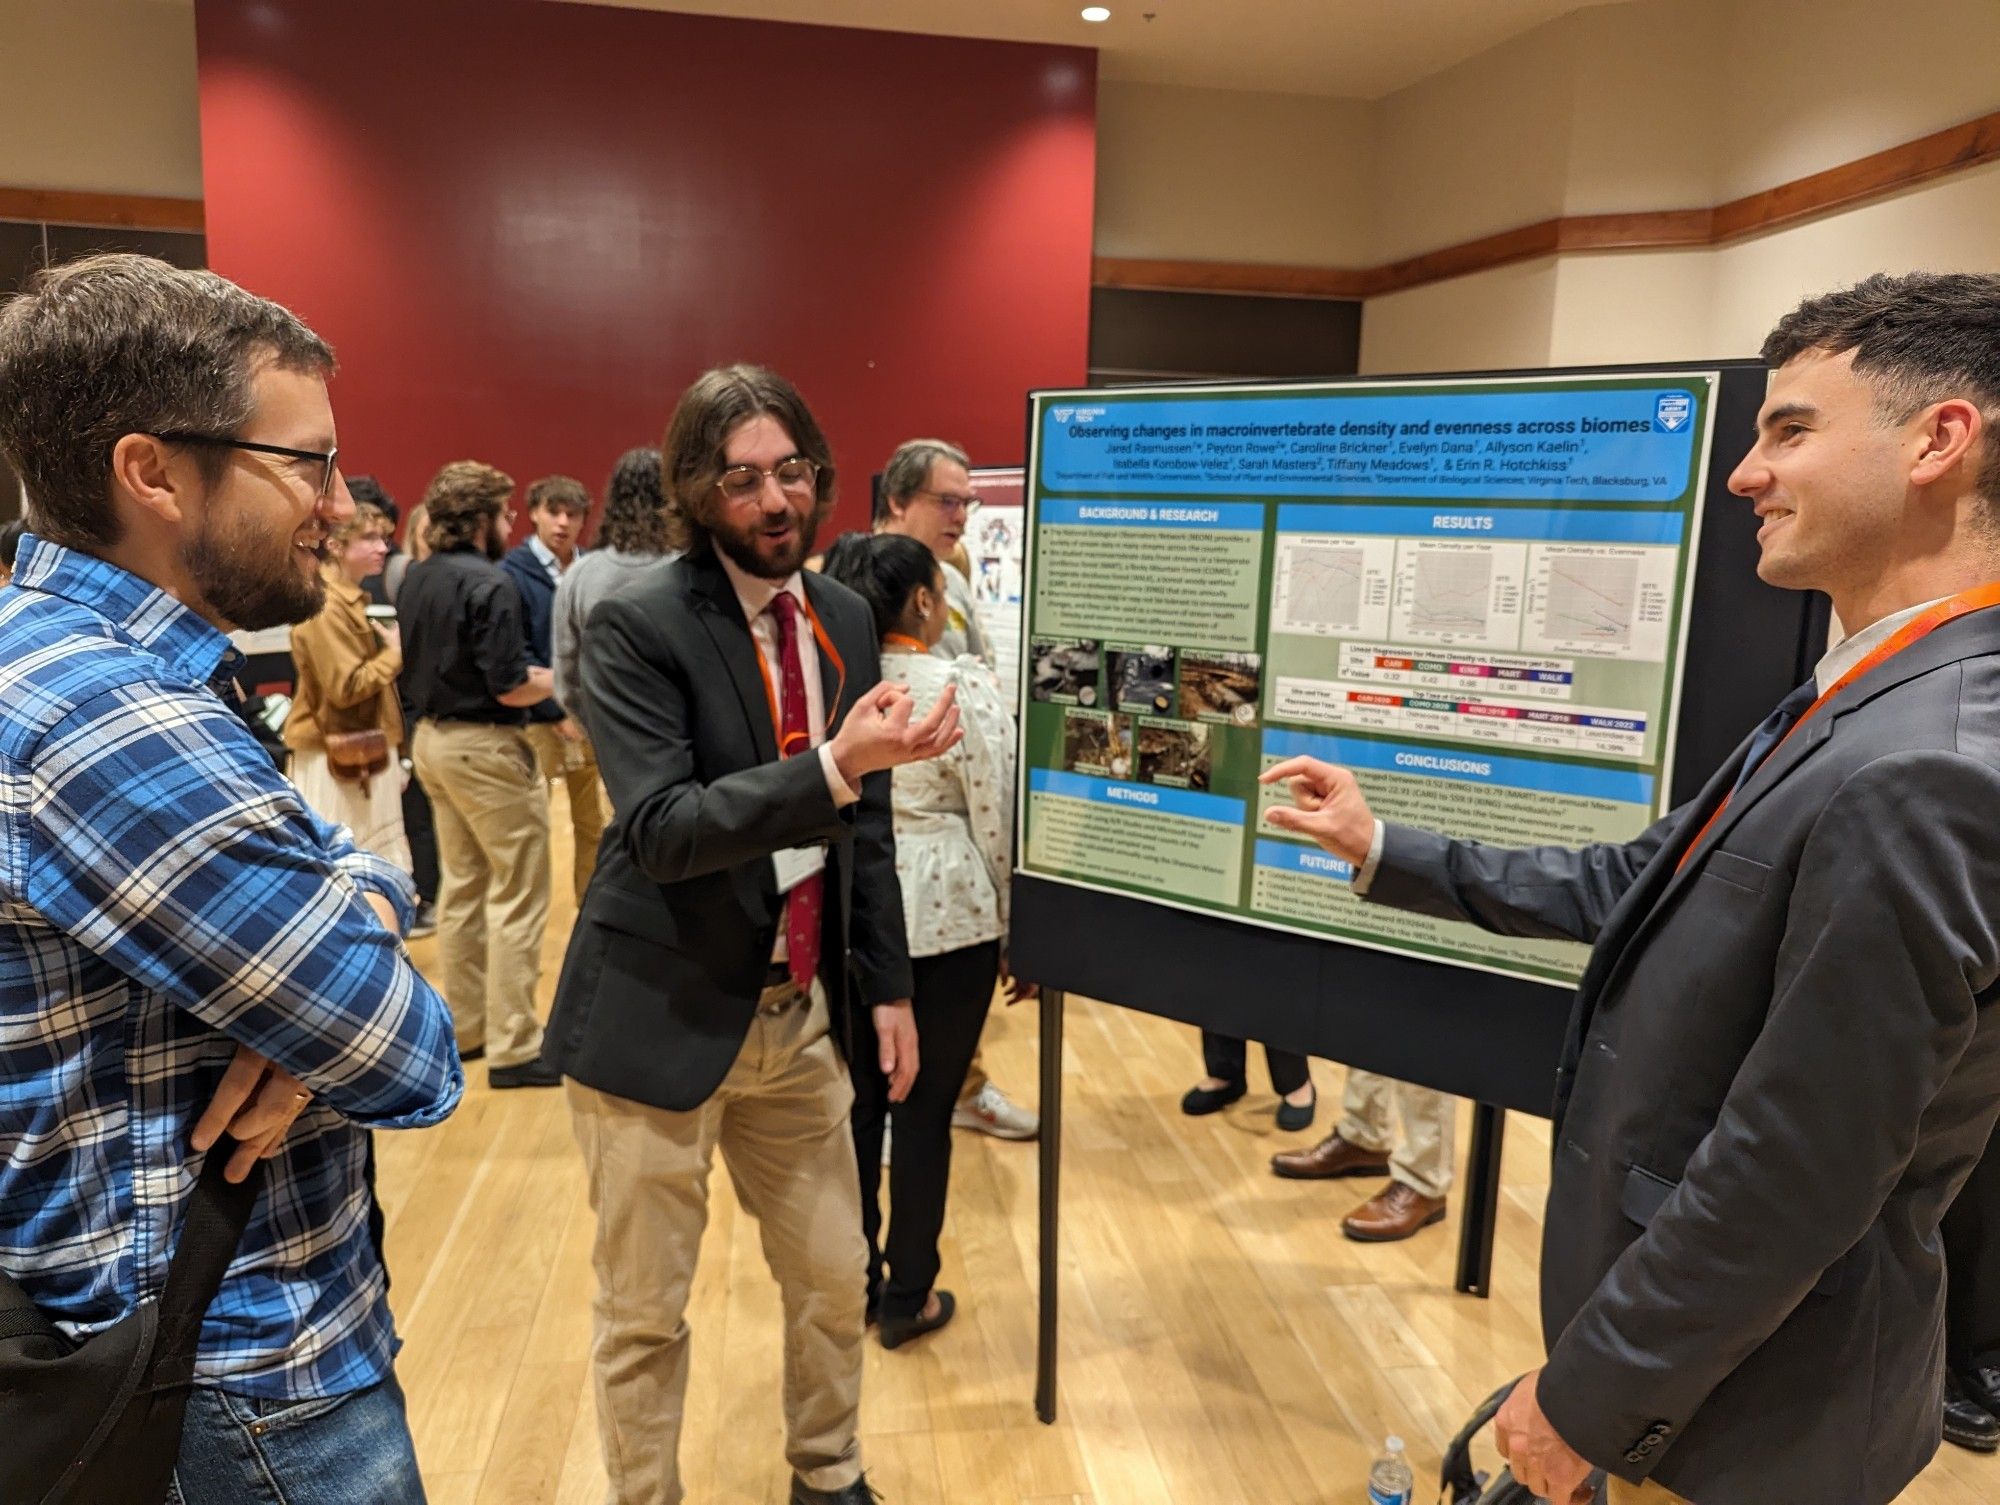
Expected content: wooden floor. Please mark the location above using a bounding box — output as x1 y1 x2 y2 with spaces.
377 800 1995 1504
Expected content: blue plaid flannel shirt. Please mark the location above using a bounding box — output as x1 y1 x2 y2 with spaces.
0 536 463 1399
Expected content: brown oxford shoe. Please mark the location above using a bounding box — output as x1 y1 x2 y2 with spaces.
1271 1130 1391 1181
1341 1181 1448 1242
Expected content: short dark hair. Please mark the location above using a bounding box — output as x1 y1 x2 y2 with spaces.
597 447 669 555
661 364 835 555
0 518 24 572
875 438 970 524
422 460 513 553
1762 271 2000 503
819 530 940 642
346 474 398 527
0 253 333 551
526 473 590 516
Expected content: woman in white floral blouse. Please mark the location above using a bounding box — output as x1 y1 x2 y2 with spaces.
822 531 1025 1351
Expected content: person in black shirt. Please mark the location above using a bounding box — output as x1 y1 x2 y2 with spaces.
399 460 559 1088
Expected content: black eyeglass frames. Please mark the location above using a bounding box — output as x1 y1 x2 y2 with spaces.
152 432 341 499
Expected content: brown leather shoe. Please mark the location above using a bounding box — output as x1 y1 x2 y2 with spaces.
1341 1181 1448 1242
1271 1130 1392 1181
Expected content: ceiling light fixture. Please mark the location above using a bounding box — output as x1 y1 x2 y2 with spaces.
1081 6 1112 21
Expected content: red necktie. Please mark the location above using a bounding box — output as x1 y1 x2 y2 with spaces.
768 592 823 989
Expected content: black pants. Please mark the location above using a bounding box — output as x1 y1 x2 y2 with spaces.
400 760 439 903
1201 1029 1310 1096
851 940 998 1322
1944 1113 2000 1368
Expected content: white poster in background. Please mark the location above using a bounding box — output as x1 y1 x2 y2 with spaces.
965 466 1026 703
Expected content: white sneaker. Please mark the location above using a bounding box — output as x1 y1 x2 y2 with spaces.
952 1083 1040 1140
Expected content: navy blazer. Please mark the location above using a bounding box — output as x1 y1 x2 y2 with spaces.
497 542 564 723
1368 609 2000 1505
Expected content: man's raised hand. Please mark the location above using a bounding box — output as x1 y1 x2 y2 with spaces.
1258 754 1377 866
830 681 963 783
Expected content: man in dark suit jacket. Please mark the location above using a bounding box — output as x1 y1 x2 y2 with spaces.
544 365 960 1505
1265 272 2000 1505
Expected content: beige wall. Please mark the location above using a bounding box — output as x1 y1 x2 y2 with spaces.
1094 81 1375 267
0 0 203 198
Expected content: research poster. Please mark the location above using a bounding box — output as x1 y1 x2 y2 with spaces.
1016 374 1718 986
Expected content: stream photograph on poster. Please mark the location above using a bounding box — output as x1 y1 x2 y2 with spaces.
1015 374 1719 986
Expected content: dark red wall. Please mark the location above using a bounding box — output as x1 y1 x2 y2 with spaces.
193 0 1095 541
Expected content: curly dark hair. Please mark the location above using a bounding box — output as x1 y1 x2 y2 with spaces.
421 460 514 553
595 447 669 554
346 473 398 527
1762 271 2000 504
661 365 835 556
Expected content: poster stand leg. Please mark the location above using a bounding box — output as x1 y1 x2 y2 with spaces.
1454 1102 1506 1297
1035 986 1064 1424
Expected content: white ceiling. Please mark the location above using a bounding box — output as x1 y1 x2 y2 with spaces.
553 0 1633 99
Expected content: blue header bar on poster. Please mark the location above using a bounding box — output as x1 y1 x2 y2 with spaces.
1261 729 1655 806
1031 768 1246 824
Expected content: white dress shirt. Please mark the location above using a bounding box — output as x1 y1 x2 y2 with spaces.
717 553 858 811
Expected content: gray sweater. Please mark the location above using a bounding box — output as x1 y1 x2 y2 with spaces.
552 547 677 737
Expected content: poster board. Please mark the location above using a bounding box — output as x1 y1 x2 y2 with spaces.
963 465 1026 702
1008 362 1825 1115
1016 372 1718 988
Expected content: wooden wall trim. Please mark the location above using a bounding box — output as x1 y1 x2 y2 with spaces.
0 187 205 234
1095 108 2000 301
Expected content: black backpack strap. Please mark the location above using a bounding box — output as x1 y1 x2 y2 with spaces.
1439 1377 1519 1503
147 1152 263 1388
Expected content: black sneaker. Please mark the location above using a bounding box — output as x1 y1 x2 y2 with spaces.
407 902 437 940
489 1057 561 1089
789 1475 882 1504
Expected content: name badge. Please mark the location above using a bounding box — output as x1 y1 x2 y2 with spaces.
772 845 826 895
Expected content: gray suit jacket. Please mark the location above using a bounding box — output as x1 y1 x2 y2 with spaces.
1366 611 2000 1505
543 549 912 1111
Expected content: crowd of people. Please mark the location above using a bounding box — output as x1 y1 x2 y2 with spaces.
1 250 1998 1505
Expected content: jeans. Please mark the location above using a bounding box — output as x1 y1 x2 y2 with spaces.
169 1372 426 1505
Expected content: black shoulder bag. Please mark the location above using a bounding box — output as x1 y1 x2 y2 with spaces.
0 1154 261 1505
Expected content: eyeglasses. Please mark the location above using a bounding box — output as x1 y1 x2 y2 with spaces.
715 456 818 503
153 432 341 499
909 488 977 514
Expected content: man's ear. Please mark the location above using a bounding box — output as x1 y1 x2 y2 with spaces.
1910 398 1984 491
109 433 193 528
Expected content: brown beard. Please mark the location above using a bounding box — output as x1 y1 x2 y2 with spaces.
185 510 325 631
705 497 828 580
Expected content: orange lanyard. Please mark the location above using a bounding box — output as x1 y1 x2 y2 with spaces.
755 586 847 759
1677 579 2000 869
883 632 929 654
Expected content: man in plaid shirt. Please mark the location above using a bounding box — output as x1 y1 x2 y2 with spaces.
0 254 462 1502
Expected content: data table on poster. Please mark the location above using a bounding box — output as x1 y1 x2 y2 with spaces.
1016 375 1718 985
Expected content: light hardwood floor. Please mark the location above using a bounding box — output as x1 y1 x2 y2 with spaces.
377 799 1995 1504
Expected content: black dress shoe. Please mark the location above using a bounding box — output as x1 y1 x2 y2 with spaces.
458 1045 486 1063
879 1289 955 1350
1180 1080 1247 1116
1944 1374 2000 1452
1275 1087 1317 1133
488 1056 561 1089
1961 1361 2000 1418
790 1473 883 1503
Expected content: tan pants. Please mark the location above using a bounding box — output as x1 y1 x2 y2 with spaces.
1339 1069 1457 1199
525 721 607 905
1607 1479 1690 1504
411 719 551 1069
568 981 867 1505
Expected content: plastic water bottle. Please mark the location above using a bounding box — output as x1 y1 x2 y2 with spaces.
1367 1434 1414 1504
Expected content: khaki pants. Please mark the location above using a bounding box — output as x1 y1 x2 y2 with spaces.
411 719 551 1069
1339 1069 1456 1199
1607 1480 1690 1504
525 721 607 905
568 981 867 1505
